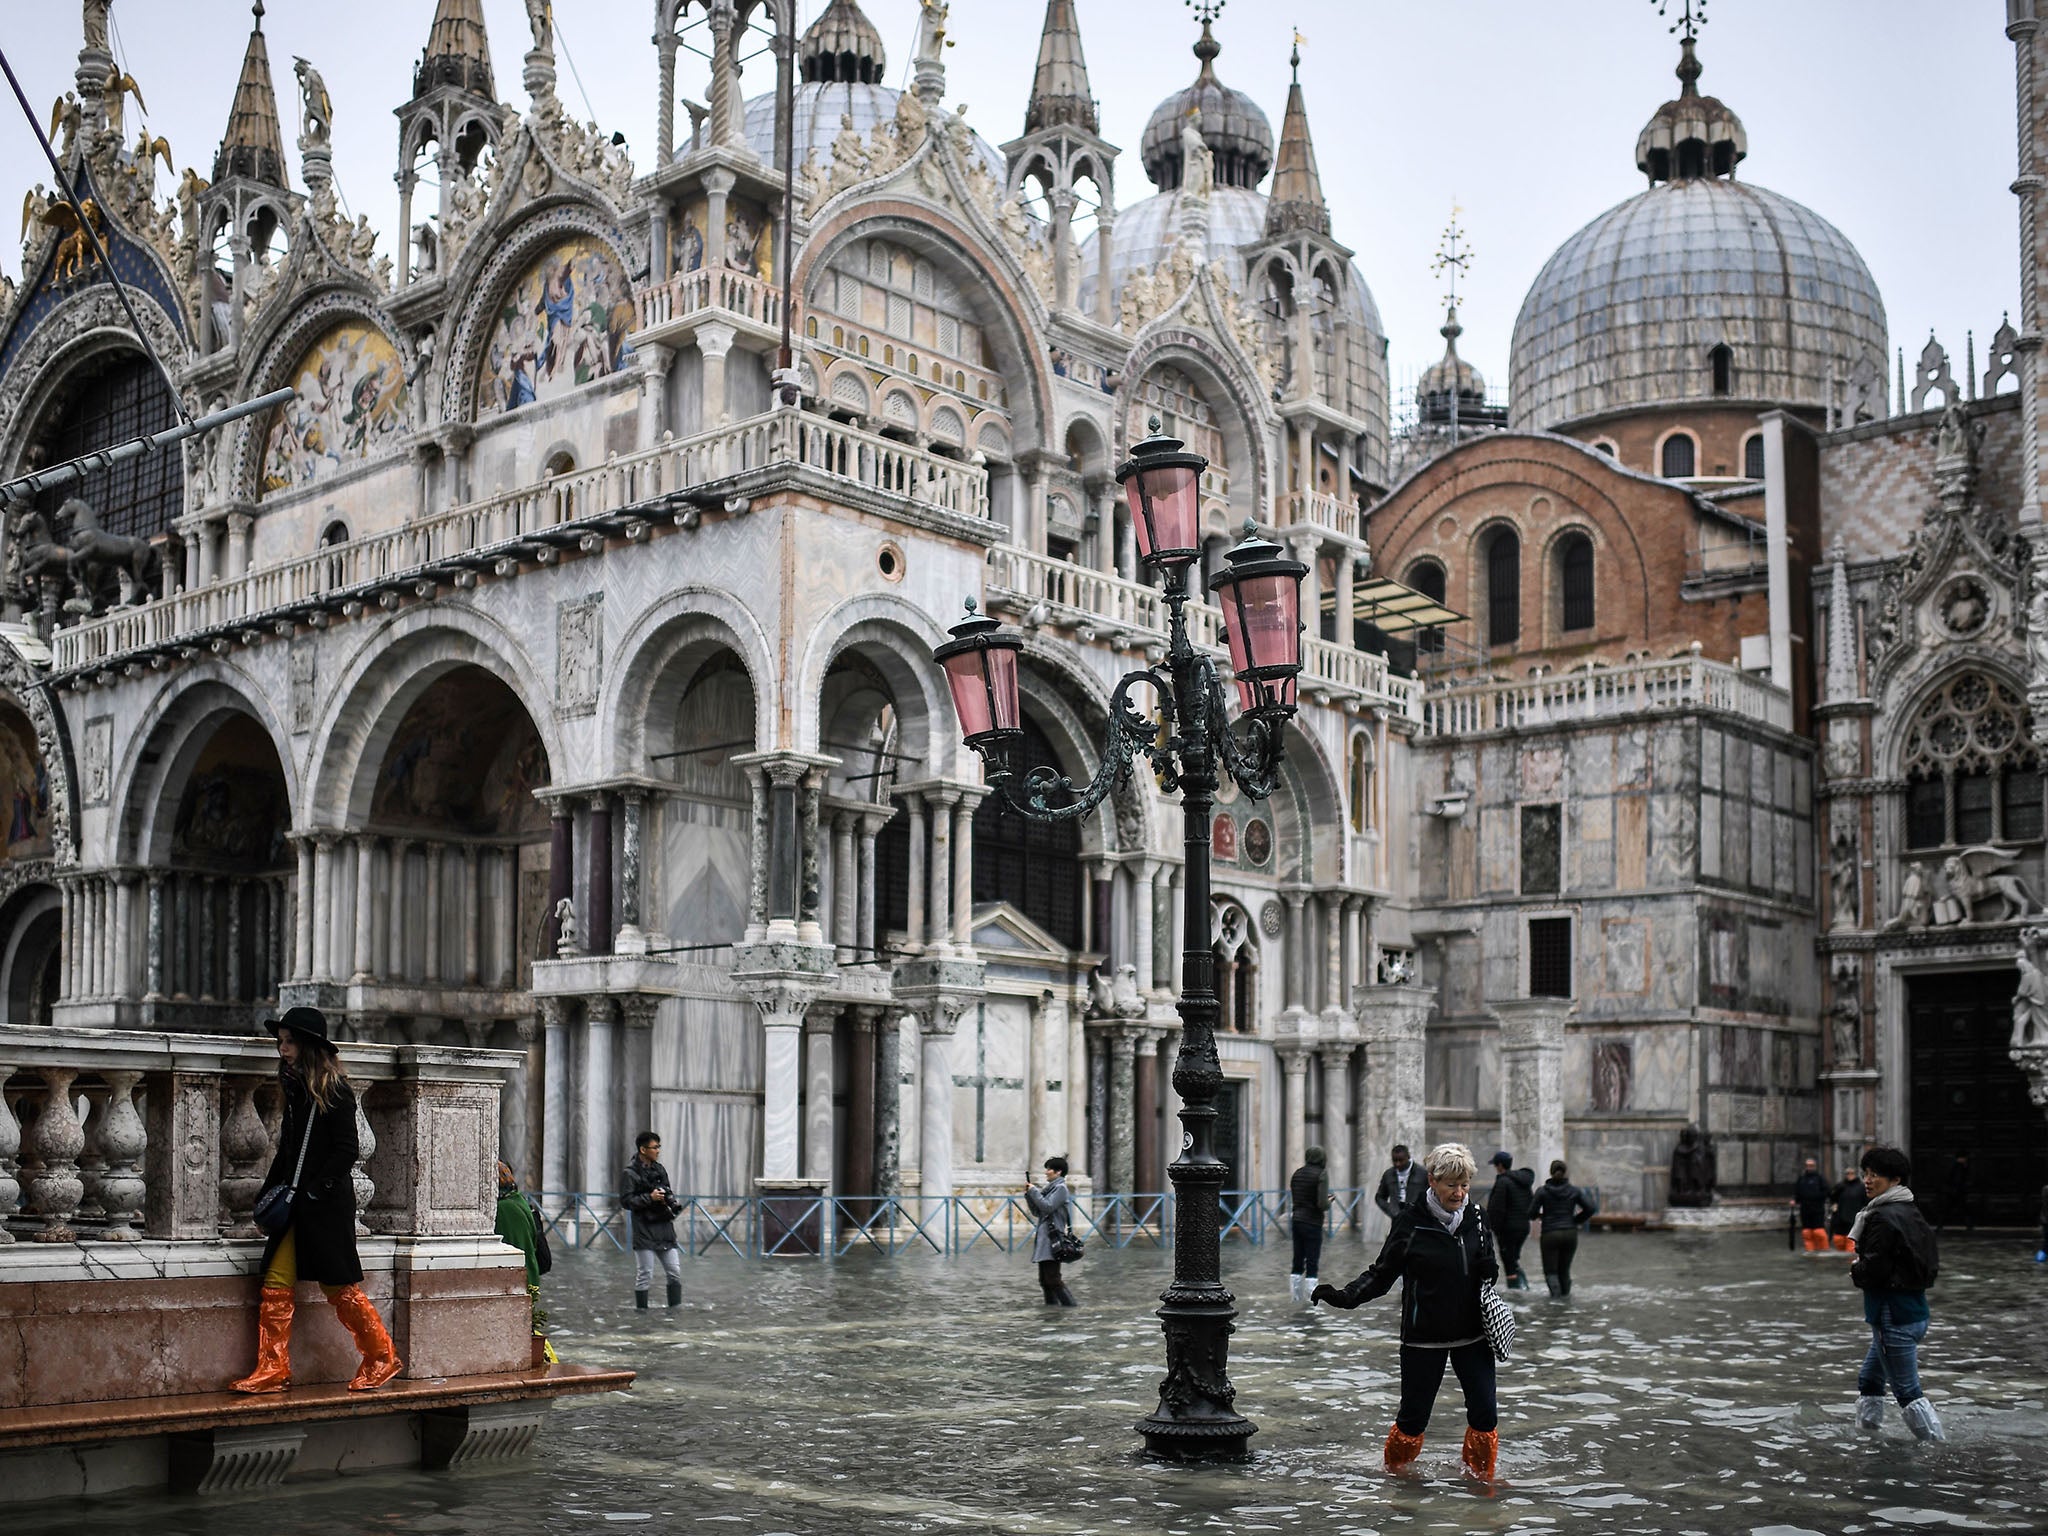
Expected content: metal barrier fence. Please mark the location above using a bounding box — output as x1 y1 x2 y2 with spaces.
537 1187 1382 1258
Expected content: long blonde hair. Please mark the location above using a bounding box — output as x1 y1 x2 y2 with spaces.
296 1043 351 1113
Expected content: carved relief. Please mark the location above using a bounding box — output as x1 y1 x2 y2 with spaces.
80 716 111 807
557 594 603 714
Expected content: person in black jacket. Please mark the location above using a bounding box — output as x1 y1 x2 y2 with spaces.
1374 1144 1427 1222
1530 1160 1597 1296
1793 1157 1831 1252
1849 1145 1943 1440
1829 1166 1867 1253
1313 1142 1502 1483
1484 1151 1535 1290
622 1131 683 1308
1288 1146 1331 1304
231 1007 402 1394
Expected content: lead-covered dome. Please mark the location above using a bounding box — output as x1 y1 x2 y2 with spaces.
1508 39 1885 431
1138 17 1273 191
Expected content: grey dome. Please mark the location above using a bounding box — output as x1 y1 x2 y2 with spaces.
1138 19 1273 191
744 85 1007 190
1508 177 1887 431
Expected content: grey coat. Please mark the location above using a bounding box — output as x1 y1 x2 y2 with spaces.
1024 1179 1072 1263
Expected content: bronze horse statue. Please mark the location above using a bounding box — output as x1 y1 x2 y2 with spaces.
59 495 160 606
9 503 75 590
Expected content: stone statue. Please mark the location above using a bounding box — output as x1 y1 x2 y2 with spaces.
1668 1123 1717 1208
1828 821 1858 932
2015 928 2048 1049
524 0 553 52
1936 846 2040 925
60 495 159 608
1829 986 1860 1067
1110 963 1147 1019
1087 967 1115 1020
1377 950 1415 985
293 58 333 150
82 0 110 54
553 896 580 956
914 0 950 64
1935 397 1971 466
1180 109 1213 198
1883 861 1931 931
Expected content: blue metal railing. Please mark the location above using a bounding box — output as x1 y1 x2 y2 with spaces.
537 1186 1379 1258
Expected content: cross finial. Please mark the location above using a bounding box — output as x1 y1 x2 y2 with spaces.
1291 28 1306 81
1187 0 1225 27
1651 0 1705 42
1431 202 1472 312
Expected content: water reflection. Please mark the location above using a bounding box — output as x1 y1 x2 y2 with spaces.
24 1228 2048 1533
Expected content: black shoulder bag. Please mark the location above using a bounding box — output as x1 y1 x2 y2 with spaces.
1049 1192 1084 1264
253 1101 315 1238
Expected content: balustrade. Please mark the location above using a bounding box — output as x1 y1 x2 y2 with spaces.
1421 654 1792 735
636 264 787 333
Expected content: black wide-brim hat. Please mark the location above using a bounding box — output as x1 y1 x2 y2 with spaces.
263 1004 337 1053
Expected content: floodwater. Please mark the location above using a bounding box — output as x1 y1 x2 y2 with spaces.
26 1226 2048 1535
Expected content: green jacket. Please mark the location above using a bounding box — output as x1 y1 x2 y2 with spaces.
496 1186 541 1289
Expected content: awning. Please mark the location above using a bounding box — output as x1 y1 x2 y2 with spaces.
1322 576 1468 635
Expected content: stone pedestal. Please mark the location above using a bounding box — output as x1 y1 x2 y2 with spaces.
1494 999 1569 1179
1353 985 1433 1236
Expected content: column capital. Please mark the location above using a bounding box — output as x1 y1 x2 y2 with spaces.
731 749 840 787
1491 996 1572 1052
1353 983 1435 1046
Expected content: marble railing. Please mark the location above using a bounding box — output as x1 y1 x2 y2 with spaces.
1421 655 1793 736
985 545 1424 719
0 1026 517 1246
52 412 990 671
636 264 787 333
1286 489 1360 541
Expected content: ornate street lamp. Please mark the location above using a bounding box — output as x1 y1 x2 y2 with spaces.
935 419 1306 1460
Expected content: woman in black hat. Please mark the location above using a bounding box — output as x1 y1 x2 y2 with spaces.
230 1006 402 1393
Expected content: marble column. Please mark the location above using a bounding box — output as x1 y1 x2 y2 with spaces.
352 835 377 983
895 1008 921 1193
831 811 856 952
1280 1047 1310 1181
856 807 888 957
223 877 241 1002
386 839 412 982
745 768 771 942
874 1008 903 1197
1321 892 1347 1022
581 998 618 1201
758 992 807 1183
1027 990 1059 1176
517 1015 545 1192
423 843 443 981
804 1007 838 1190
1355 985 1434 1238
1134 1031 1160 1194
540 998 570 1205
547 805 574 954
1132 858 1157 993
311 838 335 981
588 794 613 957
797 771 824 945
1066 994 1089 1181
919 1008 958 1199
1318 1044 1354 1194
951 792 979 950
144 874 165 1000
927 789 955 952
847 1007 880 1204
620 791 645 940
617 995 657 1172
902 791 926 952
293 838 315 981
1495 999 1569 1179
1153 865 1177 994
462 844 482 984
1087 1031 1109 1186
1282 892 1308 1010
1107 1029 1136 1193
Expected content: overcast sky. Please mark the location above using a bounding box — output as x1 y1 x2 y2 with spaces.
0 2 2018 409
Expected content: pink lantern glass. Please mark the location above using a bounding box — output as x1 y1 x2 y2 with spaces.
1116 420 1208 569
1209 524 1307 718
935 599 1023 748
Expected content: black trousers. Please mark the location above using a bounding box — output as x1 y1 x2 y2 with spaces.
1540 1228 1579 1294
1396 1340 1498 1434
1290 1220 1324 1277
1038 1259 1064 1302
1496 1226 1529 1283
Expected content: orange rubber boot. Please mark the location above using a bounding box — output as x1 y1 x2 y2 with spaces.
1462 1426 1499 1481
329 1285 403 1391
1384 1426 1425 1473
229 1285 296 1393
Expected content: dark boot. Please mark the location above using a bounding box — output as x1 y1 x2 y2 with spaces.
1545 1275 1562 1297
635 1291 649 1310
1056 1285 1078 1306
666 1278 682 1308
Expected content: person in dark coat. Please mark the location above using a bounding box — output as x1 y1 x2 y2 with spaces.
1484 1151 1535 1289
1938 1153 1972 1232
1288 1146 1331 1304
1793 1157 1831 1252
1530 1160 1597 1296
1313 1142 1502 1483
231 1006 401 1394
1024 1156 1077 1306
1374 1144 1427 1221
1850 1144 1943 1440
622 1131 682 1308
1829 1166 1867 1253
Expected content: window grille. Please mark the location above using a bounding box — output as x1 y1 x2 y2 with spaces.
1528 917 1572 998
1560 535 1595 631
1744 434 1766 479
1661 434 1696 478
1486 532 1520 647
1521 804 1562 894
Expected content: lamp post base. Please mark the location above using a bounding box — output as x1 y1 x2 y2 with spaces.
1135 1412 1257 1462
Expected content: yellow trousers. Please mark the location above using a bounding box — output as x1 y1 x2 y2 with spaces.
261 1228 347 1298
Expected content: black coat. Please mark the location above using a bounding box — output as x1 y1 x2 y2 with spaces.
257 1069 363 1287
621 1156 680 1251
1326 1203 1497 1345
1374 1163 1427 1219
1851 1199 1939 1295
1485 1167 1535 1235
1530 1177 1597 1233
1829 1178 1867 1237
1793 1171 1829 1226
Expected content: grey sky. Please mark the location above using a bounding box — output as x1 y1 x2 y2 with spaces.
0 2 2017 412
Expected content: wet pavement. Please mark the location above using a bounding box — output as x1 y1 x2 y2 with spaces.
26 1225 2048 1534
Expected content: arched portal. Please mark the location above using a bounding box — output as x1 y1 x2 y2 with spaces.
650 645 759 949
0 688 57 1021
972 712 1084 951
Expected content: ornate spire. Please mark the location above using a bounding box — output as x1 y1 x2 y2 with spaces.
1264 35 1327 237
416 0 495 100
213 2 288 187
1634 16 1745 184
1025 0 1097 134
1825 540 1860 704
1419 210 1486 426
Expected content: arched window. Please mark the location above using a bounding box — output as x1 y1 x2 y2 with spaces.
1710 344 1733 396
1901 673 2043 849
972 714 1082 947
29 352 182 540
1348 731 1375 833
1661 433 1697 479
1485 530 1520 648
1744 433 1766 479
1407 560 1446 655
1211 899 1258 1033
1592 439 1617 457
1558 533 1595 632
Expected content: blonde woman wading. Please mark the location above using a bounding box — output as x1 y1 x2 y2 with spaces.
1313 1142 1502 1481
230 1006 402 1393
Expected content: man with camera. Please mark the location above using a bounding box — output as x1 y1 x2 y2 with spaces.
623 1130 684 1309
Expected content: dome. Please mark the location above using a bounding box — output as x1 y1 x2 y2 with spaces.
801 0 887 84
1508 42 1884 432
1138 18 1273 191
742 88 1007 191
1418 305 1485 405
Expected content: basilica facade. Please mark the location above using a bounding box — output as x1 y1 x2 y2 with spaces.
0 0 2042 1227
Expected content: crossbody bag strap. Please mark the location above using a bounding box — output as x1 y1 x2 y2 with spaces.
286 1094 315 1188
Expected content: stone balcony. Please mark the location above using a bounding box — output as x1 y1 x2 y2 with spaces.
634 265 787 350
51 410 993 677
1419 653 1794 737
1284 488 1362 543
983 545 1424 720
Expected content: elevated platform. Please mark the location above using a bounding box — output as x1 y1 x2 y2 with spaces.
0 1362 635 1500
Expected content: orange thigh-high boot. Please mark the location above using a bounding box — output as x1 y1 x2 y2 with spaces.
1801 1227 1827 1252
1462 1426 1499 1481
326 1284 403 1390
1833 1234 1855 1253
1384 1427 1426 1473
229 1285 296 1393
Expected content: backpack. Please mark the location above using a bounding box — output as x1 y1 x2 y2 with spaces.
526 1193 553 1276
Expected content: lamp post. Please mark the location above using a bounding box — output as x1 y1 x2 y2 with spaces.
935 418 1305 1461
